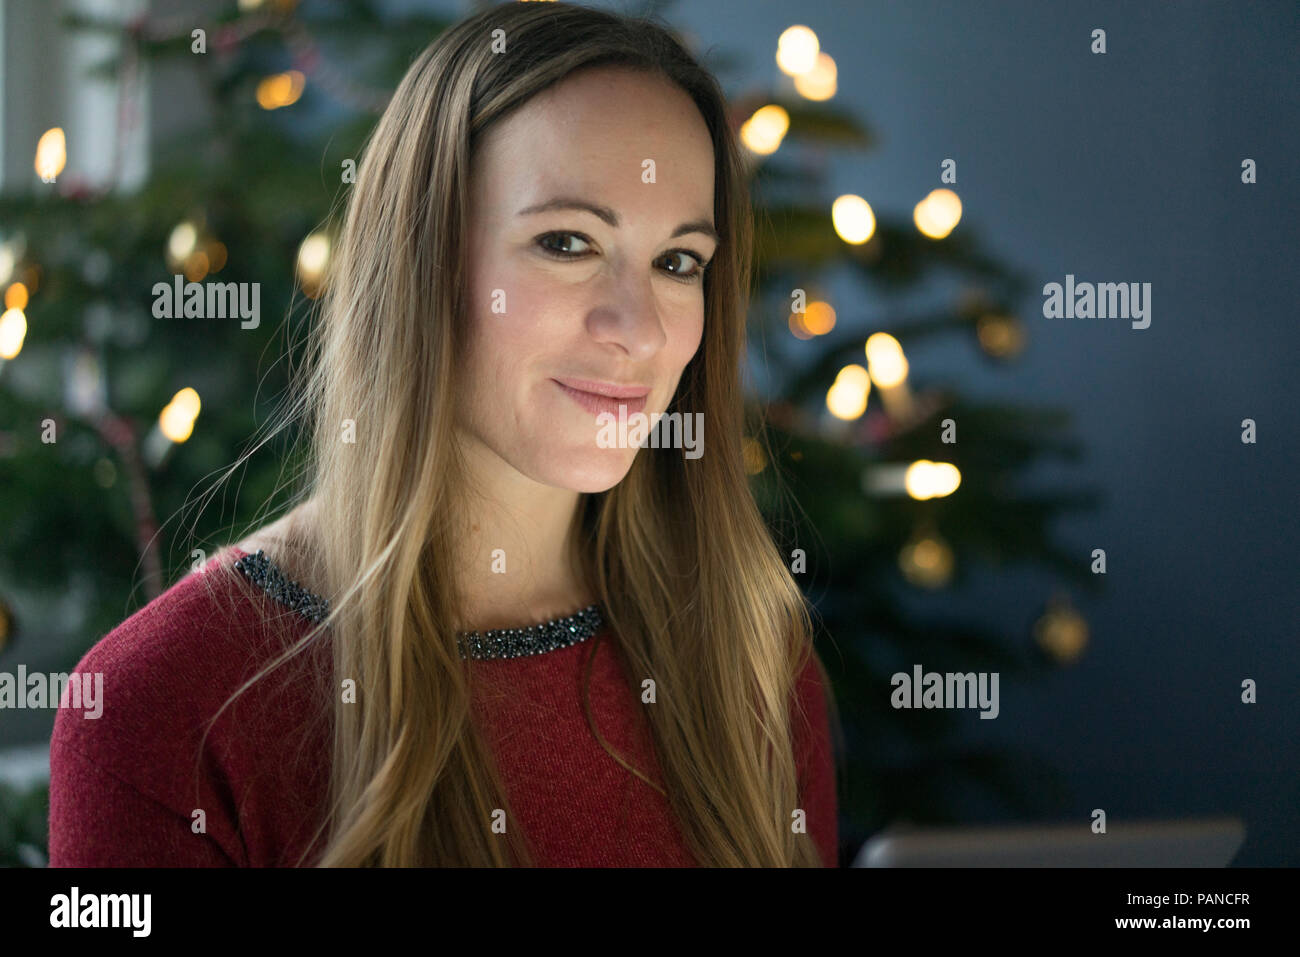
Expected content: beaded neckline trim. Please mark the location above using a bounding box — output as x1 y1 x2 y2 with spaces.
232 549 603 660
455 603 603 661
233 549 330 624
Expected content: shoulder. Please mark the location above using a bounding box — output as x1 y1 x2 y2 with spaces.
62 545 273 704
791 646 836 776
230 497 322 591
790 646 838 781
792 644 832 727
790 643 839 866
50 543 327 800
65 542 308 694
48 543 333 866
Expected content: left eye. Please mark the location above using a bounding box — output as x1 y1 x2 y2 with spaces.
658 249 709 282
536 232 709 283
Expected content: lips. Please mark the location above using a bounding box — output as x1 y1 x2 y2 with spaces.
552 377 649 417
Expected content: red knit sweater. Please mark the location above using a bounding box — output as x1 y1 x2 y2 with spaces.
48 546 837 867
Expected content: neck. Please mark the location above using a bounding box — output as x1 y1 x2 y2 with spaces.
453 436 593 632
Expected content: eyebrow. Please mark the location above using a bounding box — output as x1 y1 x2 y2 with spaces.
517 197 720 245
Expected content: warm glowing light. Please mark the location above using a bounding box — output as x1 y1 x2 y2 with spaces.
899 534 954 588
865 332 908 388
741 436 767 474
184 251 209 283
835 364 870 391
256 71 305 110
976 313 1025 358
297 232 331 285
159 388 201 443
0 307 27 359
4 283 28 311
793 52 837 100
167 222 198 267
905 460 962 500
802 300 836 335
739 104 790 155
832 194 875 244
913 188 962 239
827 363 870 420
788 311 813 340
297 233 331 298
35 128 67 181
206 241 228 273
776 26 820 76
1035 600 1089 663
170 387 201 421
159 405 195 443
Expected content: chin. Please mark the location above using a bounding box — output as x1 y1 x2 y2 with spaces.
538 448 638 493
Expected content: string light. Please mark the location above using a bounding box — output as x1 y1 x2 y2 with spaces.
4 283 28 311
865 333 908 387
832 195 875 244
256 71 305 110
826 364 870 420
741 436 767 475
740 105 789 155
802 301 836 335
914 188 962 239
166 221 198 269
776 26 820 76
865 332 914 419
0 308 27 360
789 311 813 340
35 128 67 182
297 232 331 297
158 388 201 443
1035 594 1089 663
904 460 961 500
899 530 955 588
793 52 837 100
976 312 1025 358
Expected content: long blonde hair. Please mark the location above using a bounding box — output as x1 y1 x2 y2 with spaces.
193 0 836 867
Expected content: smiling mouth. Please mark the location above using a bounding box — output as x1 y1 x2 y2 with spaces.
552 378 649 417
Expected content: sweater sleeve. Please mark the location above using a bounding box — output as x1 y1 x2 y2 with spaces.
792 649 839 867
45 551 266 868
48 736 238 867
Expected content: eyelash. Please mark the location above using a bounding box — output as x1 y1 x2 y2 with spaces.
535 231 711 283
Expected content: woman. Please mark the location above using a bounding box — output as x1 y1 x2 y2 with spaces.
48 0 839 867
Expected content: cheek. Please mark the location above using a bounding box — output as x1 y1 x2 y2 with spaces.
667 301 706 371
464 264 555 384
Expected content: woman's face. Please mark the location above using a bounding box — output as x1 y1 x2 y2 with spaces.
459 66 718 493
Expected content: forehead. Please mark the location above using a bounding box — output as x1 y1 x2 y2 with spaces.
472 67 716 220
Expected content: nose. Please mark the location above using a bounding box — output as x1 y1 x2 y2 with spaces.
584 268 668 361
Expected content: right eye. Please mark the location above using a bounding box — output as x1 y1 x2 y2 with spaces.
536 231 593 258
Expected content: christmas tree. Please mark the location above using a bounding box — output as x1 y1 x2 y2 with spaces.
0 0 1097 866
